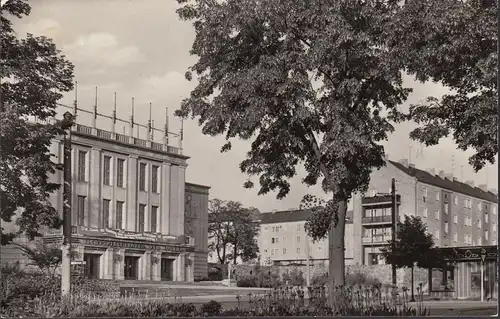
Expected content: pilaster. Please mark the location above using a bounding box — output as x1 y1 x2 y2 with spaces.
152 252 161 281
115 248 125 280
175 253 186 281
161 163 171 235
177 166 186 235
89 147 101 228
126 155 138 231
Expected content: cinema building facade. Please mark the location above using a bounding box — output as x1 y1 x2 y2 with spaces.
4 106 210 282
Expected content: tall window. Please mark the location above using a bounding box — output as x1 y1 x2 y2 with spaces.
283 248 287 255
423 207 428 218
103 199 110 228
103 156 111 185
444 221 448 234
139 163 147 191
77 195 86 225
116 201 124 229
444 203 449 215
151 165 159 193
138 204 146 232
477 201 482 211
296 236 301 243
453 232 458 242
117 159 125 187
485 230 489 241
151 206 158 233
422 187 428 202
78 151 87 181
434 229 440 239
296 248 301 254
454 196 458 206
434 209 440 220
435 191 440 201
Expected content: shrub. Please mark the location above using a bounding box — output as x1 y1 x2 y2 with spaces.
207 268 223 281
236 275 258 287
200 300 222 316
311 270 381 287
282 268 306 286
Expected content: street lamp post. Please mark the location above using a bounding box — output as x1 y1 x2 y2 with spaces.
61 111 75 297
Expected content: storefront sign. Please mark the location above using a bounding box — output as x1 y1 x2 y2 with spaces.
74 237 191 253
440 246 498 261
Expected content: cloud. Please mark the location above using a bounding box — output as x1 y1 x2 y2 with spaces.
63 32 144 67
15 18 62 40
138 71 194 100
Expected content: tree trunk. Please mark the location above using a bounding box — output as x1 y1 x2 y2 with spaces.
328 199 347 307
411 266 415 302
233 244 238 265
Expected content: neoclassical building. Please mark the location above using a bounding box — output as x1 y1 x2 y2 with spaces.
4 105 209 282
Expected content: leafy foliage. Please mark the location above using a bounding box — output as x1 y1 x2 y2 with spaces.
380 215 438 270
386 0 497 171
12 241 80 277
208 199 260 264
0 0 74 243
176 0 412 287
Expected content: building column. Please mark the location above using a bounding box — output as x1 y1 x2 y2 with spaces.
161 163 171 235
115 248 125 280
126 155 138 231
141 251 152 281
175 253 186 281
89 147 101 228
186 252 195 282
103 248 114 279
150 252 160 281
73 245 85 261
177 166 186 234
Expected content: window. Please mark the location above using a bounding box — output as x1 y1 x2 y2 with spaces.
453 214 458 224
436 191 440 201
271 249 275 256
423 207 428 218
283 248 287 255
493 223 497 232
78 151 87 181
103 156 111 185
467 199 472 209
434 229 440 239
275 237 279 244
477 202 482 211
297 224 301 231
464 234 468 244
102 199 110 228
151 206 158 233
478 237 482 245
444 222 448 234
317 246 322 251
116 201 124 229
485 230 489 241
444 203 449 215
77 195 86 226
151 165 159 193
138 204 146 232
494 206 497 215
296 248 301 254
117 159 125 187
464 199 468 208
478 219 482 229
434 209 440 220
139 163 147 191
422 187 428 202
453 232 458 242
271 238 275 244
485 213 489 223
454 196 458 206
296 236 301 243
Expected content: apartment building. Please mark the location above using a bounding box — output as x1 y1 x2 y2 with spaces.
2 105 210 282
258 209 354 266
352 159 498 265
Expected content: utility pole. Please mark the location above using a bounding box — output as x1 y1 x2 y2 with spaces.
391 178 397 287
61 111 75 296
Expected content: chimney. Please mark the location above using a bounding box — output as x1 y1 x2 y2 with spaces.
465 180 475 187
444 173 453 180
439 170 445 179
478 184 488 192
409 163 415 169
398 159 409 167
427 168 436 176
453 177 458 182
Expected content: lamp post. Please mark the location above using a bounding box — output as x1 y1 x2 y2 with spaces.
61 111 75 296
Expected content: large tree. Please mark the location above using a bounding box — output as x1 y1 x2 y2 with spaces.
386 0 497 171
380 215 438 302
208 199 260 265
1 0 74 243
176 0 410 297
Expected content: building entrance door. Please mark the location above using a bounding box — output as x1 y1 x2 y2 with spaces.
161 258 173 281
83 253 100 279
124 256 139 280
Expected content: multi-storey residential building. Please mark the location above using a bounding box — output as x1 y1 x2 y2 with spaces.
2 106 210 282
352 158 498 266
258 209 354 266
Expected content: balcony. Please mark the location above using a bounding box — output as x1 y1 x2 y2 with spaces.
362 215 392 224
362 235 392 244
362 194 401 206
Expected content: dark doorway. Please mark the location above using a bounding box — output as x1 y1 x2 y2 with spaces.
161 258 174 281
124 256 139 280
84 253 101 279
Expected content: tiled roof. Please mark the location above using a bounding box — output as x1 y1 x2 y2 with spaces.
259 209 353 224
389 160 497 203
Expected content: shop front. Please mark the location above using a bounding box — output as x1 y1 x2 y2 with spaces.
429 245 498 300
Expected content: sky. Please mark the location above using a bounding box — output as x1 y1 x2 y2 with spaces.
11 0 498 213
